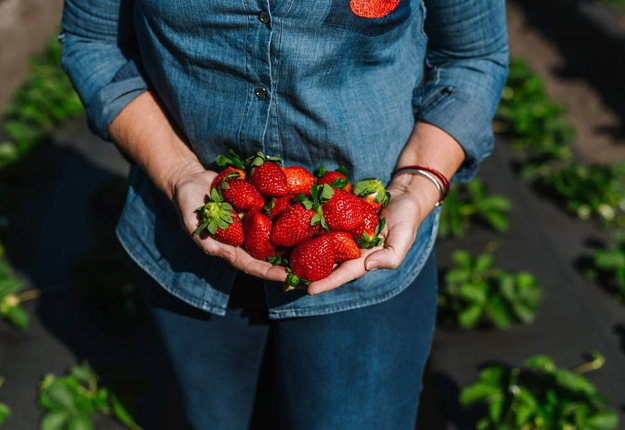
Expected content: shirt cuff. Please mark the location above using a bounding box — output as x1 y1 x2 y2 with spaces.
412 85 495 183
86 59 149 141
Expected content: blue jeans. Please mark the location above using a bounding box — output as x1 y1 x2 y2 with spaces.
135 250 438 429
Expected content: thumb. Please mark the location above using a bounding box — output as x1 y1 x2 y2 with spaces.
365 221 416 270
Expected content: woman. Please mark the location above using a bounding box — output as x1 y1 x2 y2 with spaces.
60 0 508 428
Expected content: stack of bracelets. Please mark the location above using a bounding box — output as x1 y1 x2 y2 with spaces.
391 165 450 207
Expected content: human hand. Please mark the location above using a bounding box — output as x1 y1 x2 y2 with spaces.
306 173 440 295
169 166 288 283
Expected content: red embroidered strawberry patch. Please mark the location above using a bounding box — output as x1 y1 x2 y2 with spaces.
350 0 400 18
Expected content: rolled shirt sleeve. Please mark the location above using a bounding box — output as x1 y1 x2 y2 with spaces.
60 0 148 141
413 0 509 182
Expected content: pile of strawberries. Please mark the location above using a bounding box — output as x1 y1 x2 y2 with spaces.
194 149 390 287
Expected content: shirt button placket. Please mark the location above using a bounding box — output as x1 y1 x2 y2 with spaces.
244 0 275 155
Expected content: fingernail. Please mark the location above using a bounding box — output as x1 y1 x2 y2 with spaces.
366 261 379 271
283 285 295 292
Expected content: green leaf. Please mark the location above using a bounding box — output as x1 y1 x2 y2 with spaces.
41 411 71 430
310 213 321 226
69 363 97 385
459 382 501 405
67 413 93 430
526 355 556 373
207 219 219 235
458 304 483 328
216 154 231 167
511 302 536 324
586 410 618 430
45 381 76 409
593 249 625 270
210 188 222 203
480 195 512 212
110 394 142 430
459 282 488 304
480 210 509 232
487 295 512 329
320 184 335 200
5 304 29 329
478 366 505 385
0 402 11 425
474 254 494 274
488 398 504 423
555 370 596 396
451 250 472 268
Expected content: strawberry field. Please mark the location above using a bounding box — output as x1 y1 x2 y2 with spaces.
1 0 625 429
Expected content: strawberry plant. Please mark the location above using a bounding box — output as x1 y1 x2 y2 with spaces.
0 377 10 427
438 250 542 329
495 57 625 231
438 180 512 239
0 34 82 168
496 58 574 162
534 163 625 229
0 256 39 330
460 352 618 430
38 362 141 430
586 241 625 303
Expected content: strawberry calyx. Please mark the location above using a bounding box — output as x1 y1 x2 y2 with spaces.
247 151 283 168
315 165 349 178
285 270 311 287
216 149 246 170
218 171 242 189
293 183 334 231
193 188 237 236
353 178 391 207
356 217 386 248
266 255 284 266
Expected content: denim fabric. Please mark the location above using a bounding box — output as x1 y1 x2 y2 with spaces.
60 0 508 318
135 247 438 429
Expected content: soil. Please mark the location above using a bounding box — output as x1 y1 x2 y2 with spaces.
506 0 625 164
0 0 64 111
1 1 625 429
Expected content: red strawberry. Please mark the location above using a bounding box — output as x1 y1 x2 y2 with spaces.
352 205 385 248
193 189 244 246
353 178 391 211
243 210 278 260
327 231 361 262
317 165 351 192
271 184 334 247
282 166 316 195
265 194 294 219
270 204 320 247
322 189 369 232
248 152 289 197
219 175 264 212
211 167 246 190
286 235 335 286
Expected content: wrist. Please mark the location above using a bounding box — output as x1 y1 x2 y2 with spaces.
162 158 206 201
388 172 441 215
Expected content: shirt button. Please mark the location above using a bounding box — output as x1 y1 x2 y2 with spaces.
258 11 270 24
255 86 267 100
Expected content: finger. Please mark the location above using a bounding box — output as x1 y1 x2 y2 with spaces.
227 248 288 282
194 236 288 281
307 248 379 295
364 220 416 270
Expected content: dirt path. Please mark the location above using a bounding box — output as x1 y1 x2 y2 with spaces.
507 0 625 164
0 0 64 111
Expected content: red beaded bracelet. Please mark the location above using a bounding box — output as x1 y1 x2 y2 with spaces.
392 165 450 206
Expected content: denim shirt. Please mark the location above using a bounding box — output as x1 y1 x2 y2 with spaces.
60 0 509 319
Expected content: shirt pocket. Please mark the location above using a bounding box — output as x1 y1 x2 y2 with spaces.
324 0 413 36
